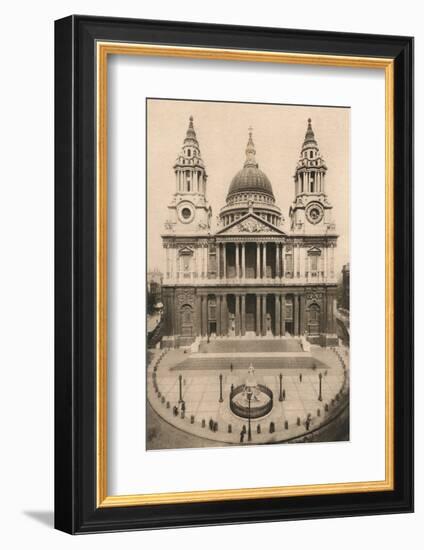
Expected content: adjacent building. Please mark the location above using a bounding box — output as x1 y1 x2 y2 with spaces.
160 116 339 347
341 262 350 311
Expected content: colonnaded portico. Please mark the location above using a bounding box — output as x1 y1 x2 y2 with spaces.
160 117 339 348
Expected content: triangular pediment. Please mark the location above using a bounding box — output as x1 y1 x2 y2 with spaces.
307 246 322 255
216 213 286 236
178 246 194 255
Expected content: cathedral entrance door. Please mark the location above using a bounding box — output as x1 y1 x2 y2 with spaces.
266 313 272 334
245 294 256 333
307 304 320 335
180 304 193 337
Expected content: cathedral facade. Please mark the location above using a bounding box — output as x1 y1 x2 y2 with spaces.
160 116 339 348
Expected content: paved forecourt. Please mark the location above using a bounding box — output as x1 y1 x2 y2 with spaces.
147 340 349 447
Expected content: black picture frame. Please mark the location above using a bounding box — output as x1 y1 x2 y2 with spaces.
55 15 413 534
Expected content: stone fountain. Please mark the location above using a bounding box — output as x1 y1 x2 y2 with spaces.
229 363 273 419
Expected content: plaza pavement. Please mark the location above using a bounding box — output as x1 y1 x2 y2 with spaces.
147 341 349 449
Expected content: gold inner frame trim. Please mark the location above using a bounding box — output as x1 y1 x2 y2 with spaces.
96 42 395 508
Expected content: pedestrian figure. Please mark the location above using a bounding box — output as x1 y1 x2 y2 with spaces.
181 401 186 413
240 431 245 443
241 425 246 435
209 418 213 430
282 389 286 401
230 363 233 373
231 383 234 394
299 373 303 382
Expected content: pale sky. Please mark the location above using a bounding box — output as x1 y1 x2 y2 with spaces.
147 99 350 275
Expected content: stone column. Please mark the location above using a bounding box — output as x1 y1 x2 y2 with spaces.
275 294 281 336
327 293 335 333
196 295 202 336
280 294 286 336
256 294 261 336
241 243 246 279
221 294 228 336
281 244 284 278
216 295 221 336
241 294 246 336
235 242 240 279
262 294 267 336
216 243 221 279
276 243 280 278
294 295 299 336
256 243 260 279
296 243 301 278
223 243 227 279
201 296 208 337
299 294 305 335
235 294 240 336
262 242 267 279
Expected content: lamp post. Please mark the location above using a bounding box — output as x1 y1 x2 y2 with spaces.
219 373 223 403
178 374 183 404
279 373 283 402
247 387 253 442
318 372 323 401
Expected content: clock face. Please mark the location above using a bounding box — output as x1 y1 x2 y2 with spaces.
306 203 324 224
177 202 195 223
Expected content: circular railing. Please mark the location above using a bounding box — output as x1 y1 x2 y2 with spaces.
229 384 273 419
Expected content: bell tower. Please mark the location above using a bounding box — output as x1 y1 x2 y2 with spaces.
289 118 334 234
164 116 211 234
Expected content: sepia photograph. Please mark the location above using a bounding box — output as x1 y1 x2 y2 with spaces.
146 98 350 450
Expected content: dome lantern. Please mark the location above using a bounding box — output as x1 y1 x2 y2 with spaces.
220 128 282 227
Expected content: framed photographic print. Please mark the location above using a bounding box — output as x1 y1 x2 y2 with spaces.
54 15 414 533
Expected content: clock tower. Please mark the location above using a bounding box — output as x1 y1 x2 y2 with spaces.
164 116 211 235
289 118 335 234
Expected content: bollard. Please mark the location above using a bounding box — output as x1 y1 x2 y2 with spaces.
214 422 218 432
325 403 329 412
202 419 206 428
297 417 301 426
284 420 289 430
166 401 170 409
317 408 321 417
269 422 275 434
190 415 195 424
257 424 261 434
228 424 232 433
161 396 165 404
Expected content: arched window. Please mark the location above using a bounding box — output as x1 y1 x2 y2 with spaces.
310 150 313 158
187 149 191 157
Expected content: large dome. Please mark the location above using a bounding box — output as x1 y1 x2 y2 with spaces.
227 165 274 199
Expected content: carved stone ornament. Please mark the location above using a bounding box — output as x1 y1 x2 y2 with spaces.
164 220 176 231
306 292 323 301
177 289 195 305
236 219 269 233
